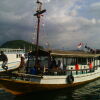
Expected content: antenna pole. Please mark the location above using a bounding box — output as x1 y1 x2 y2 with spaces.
34 0 46 68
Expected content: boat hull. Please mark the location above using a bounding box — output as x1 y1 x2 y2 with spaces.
0 68 100 95
0 77 99 95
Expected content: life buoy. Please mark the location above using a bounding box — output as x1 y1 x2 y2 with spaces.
75 64 79 70
67 75 74 84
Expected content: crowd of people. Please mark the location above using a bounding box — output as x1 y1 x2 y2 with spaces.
50 57 63 71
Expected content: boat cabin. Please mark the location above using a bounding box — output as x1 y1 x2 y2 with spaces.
26 49 100 76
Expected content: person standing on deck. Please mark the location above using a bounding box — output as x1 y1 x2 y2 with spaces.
58 60 63 70
0 51 8 70
50 57 57 69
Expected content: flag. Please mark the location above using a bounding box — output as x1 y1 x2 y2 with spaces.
45 42 49 46
77 43 83 48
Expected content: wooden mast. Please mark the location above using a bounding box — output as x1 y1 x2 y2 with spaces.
34 0 46 67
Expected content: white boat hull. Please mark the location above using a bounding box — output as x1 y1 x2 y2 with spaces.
0 52 26 72
38 67 100 84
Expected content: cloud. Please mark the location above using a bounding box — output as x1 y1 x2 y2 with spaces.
0 0 34 44
0 0 100 50
43 0 51 3
91 2 100 8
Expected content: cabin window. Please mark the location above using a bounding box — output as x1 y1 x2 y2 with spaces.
81 58 87 65
66 57 76 65
63 58 66 66
96 57 100 60
19 54 21 57
16 54 18 58
65 57 87 65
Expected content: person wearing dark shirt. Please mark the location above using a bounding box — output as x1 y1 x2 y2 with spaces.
0 51 8 70
50 58 57 69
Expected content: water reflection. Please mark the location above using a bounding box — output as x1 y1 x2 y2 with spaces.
0 89 14 100
72 79 100 100
14 90 74 100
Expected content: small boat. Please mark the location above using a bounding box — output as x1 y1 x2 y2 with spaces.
0 0 100 95
0 48 25 72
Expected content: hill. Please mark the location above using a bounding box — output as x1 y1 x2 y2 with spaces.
0 40 43 51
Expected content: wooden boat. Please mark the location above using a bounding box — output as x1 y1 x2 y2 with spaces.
0 0 100 95
0 48 25 72
0 50 100 95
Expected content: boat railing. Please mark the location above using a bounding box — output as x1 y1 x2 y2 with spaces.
0 65 99 80
45 69 85 76
44 66 99 76
0 72 43 81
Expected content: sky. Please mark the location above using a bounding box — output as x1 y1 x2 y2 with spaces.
0 0 100 50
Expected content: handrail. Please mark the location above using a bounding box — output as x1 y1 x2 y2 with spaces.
45 66 98 75
0 66 99 80
0 72 43 80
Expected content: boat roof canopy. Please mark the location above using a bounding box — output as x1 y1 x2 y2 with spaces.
50 50 100 58
30 49 50 56
29 49 100 58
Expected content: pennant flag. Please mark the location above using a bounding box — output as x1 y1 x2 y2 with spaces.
45 42 49 46
85 44 95 53
77 43 83 48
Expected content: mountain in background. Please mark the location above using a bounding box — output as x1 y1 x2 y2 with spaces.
0 40 43 51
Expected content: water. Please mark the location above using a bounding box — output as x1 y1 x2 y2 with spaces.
0 89 14 100
0 79 100 100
